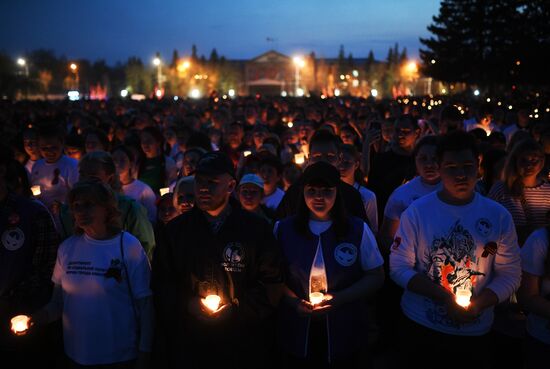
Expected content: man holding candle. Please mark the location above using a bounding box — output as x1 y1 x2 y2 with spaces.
390 131 521 368
153 152 282 369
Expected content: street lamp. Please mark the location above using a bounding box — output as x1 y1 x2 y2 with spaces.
403 60 418 95
69 63 79 91
17 58 29 77
153 56 162 89
293 56 305 97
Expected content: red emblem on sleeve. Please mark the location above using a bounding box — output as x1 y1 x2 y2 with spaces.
482 241 498 257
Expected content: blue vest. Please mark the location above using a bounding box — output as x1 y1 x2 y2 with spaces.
277 216 368 361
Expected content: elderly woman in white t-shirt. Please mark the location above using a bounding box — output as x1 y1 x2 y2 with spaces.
28 180 153 368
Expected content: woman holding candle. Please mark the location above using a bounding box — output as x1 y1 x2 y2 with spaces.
28 180 153 368
276 161 384 368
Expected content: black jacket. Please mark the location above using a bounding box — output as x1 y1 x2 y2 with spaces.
152 205 282 367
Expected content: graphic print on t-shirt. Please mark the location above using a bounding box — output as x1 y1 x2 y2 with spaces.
425 220 486 327
66 258 124 282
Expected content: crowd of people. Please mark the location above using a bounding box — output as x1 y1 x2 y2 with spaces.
0 93 549 369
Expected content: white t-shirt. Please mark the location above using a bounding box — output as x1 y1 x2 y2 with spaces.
390 191 521 336
520 228 550 344
263 188 285 211
122 180 158 223
354 183 378 234
30 155 79 208
384 176 441 221
52 232 152 365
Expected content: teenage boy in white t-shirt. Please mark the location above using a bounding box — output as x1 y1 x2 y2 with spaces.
31 124 78 210
390 131 521 368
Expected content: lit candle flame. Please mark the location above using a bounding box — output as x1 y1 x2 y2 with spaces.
31 185 41 196
11 315 30 335
201 294 221 312
294 153 305 165
159 187 170 197
455 289 472 308
243 150 252 157
309 292 324 306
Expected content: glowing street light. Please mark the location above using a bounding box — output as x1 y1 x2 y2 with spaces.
16 57 29 78
370 89 378 98
177 60 191 73
405 61 418 74
293 55 305 97
474 89 480 96
69 63 79 91
228 89 236 98
152 55 162 89
120 89 129 98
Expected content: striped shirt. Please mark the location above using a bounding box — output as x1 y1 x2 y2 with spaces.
488 180 550 243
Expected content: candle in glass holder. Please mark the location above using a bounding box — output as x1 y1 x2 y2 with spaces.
10 315 30 335
455 289 472 308
243 150 252 157
31 185 41 196
202 294 221 312
159 187 170 197
294 153 305 165
309 292 325 306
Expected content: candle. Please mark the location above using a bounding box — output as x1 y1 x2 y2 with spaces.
309 292 325 306
243 150 252 157
455 289 472 308
159 187 170 196
294 153 305 165
202 294 221 312
10 315 30 335
31 185 41 196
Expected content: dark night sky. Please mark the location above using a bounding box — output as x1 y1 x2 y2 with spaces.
1 0 441 64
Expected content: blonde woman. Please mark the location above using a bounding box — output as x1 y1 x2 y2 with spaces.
30 180 153 368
